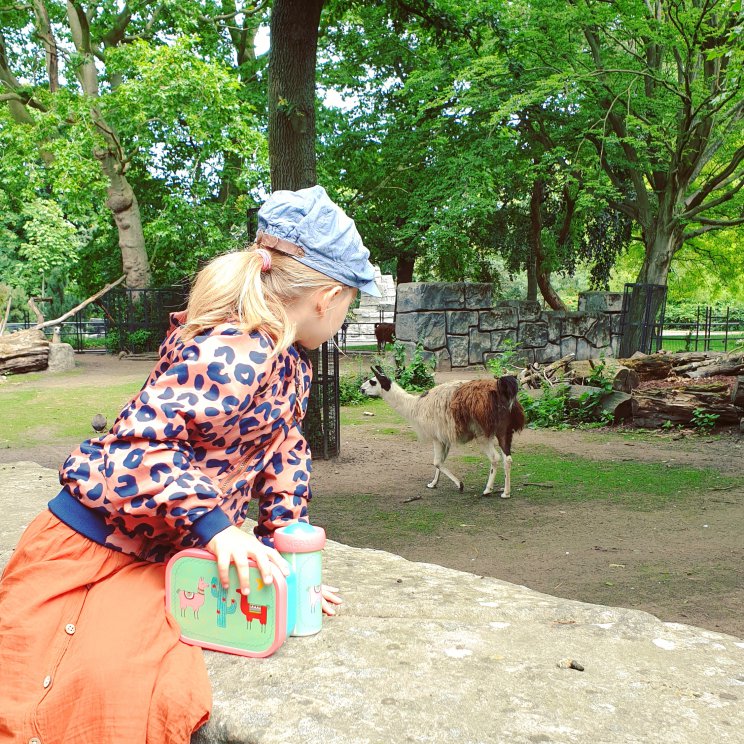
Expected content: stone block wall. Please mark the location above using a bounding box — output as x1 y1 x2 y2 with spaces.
395 283 625 369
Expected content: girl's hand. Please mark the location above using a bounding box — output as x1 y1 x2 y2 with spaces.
206 526 290 597
321 584 342 616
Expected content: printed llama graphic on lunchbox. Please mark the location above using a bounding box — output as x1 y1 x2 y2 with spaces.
165 522 326 658
166 549 289 658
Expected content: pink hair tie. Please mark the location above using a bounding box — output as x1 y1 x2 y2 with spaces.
256 248 272 272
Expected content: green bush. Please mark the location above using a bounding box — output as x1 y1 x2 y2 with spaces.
519 358 614 429
339 373 369 406
392 341 435 393
485 338 522 378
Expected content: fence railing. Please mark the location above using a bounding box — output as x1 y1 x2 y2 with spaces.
661 306 744 353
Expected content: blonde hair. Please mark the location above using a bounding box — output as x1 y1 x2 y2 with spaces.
179 246 350 353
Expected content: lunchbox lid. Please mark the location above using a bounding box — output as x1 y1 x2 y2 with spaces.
274 522 326 553
165 548 288 658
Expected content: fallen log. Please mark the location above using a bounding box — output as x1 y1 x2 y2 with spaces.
732 377 744 407
682 352 744 379
617 353 673 381
565 359 640 393
0 329 49 375
522 384 633 422
632 385 743 428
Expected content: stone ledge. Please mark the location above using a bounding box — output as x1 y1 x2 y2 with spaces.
2 462 743 744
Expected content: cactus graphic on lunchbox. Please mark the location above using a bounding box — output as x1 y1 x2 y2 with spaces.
165 548 295 658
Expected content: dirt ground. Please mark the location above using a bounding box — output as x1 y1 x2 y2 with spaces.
5 353 744 639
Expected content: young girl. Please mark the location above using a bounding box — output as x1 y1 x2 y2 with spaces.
0 185 380 743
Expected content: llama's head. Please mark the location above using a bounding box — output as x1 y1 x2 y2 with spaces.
361 365 392 397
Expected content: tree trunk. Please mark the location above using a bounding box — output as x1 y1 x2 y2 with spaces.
96 148 151 289
530 178 566 310
268 0 325 191
619 218 680 357
396 255 415 285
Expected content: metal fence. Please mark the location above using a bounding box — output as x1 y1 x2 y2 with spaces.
661 306 744 352
618 283 668 357
99 285 190 354
304 340 341 459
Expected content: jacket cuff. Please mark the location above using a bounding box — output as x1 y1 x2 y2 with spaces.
190 506 232 545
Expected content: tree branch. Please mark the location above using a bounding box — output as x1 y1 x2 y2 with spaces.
684 216 744 240
684 145 744 213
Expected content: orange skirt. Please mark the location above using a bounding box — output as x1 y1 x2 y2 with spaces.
0 511 211 744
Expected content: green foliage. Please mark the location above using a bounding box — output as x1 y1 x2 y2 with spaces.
691 408 720 432
339 372 369 406
391 342 436 393
485 339 521 378
519 359 614 429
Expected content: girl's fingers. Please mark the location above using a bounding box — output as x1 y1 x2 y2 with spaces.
267 550 291 576
321 598 337 616
217 554 231 589
252 550 273 585
233 555 252 596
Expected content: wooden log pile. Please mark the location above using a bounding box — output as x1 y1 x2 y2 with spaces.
515 349 744 429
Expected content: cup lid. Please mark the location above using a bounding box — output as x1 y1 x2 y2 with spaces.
274 522 326 553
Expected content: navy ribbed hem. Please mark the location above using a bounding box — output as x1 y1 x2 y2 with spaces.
48 488 112 547
190 506 232 545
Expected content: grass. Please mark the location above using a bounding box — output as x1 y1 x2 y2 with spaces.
0 376 142 447
459 448 740 510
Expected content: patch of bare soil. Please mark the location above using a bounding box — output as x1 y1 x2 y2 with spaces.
311 425 744 640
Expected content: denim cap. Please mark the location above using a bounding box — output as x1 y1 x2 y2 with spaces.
256 185 381 297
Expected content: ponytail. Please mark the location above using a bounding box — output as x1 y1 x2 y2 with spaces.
179 246 346 353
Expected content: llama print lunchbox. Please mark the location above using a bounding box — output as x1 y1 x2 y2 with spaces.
165 548 294 658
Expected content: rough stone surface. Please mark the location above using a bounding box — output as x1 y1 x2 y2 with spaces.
546 312 565 343
497 300 542 322
578 292 625 313
489 330 518 352
395 312 447 349
518 322 549 348
610 312 626 335
559 312 601 338
560 336 578 358
446 311 478 336
584 316 612 349
2 462 743 744
468 328 491 365
464 284 492 310
47 343 76 372
447 336 470 367
397 283 464 312
535 343 562 363
479 308 518 332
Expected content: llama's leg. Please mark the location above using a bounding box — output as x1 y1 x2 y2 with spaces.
427 441 463 491
482 439 501 496
498 430 515 498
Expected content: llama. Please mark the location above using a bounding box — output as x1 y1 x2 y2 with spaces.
374 322 395 353
361 366 525 497
178 577 208 619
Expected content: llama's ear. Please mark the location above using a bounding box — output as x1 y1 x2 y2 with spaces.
371 365 392 391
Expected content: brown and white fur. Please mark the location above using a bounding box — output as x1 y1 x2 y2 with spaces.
361 366 525 497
